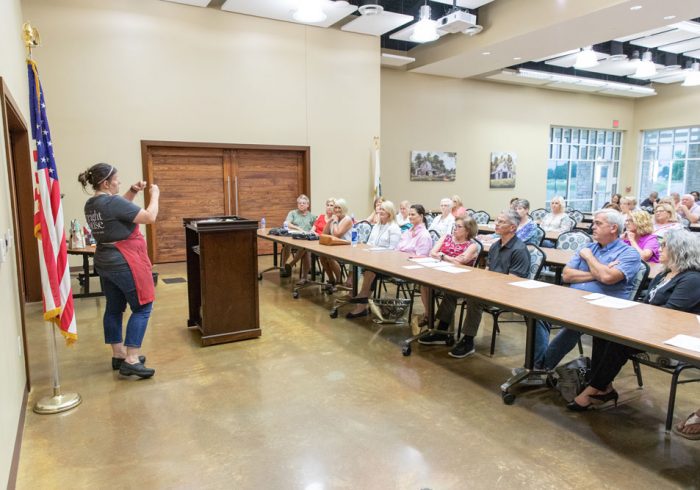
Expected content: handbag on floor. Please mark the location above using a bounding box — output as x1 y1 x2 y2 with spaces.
554 356 591 403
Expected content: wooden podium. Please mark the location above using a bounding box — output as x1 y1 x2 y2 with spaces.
184 216 261 346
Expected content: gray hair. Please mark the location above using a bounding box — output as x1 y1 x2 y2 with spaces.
501 209 520 227
516 199 530 211
594 208 625 237
663 229 700 273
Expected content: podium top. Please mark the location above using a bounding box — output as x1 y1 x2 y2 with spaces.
183 216 258 232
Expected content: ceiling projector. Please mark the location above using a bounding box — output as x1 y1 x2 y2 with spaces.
437 10 477 34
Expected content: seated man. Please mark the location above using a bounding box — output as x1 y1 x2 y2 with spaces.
535 208 641 371
676 193 700 224
426 210 530 358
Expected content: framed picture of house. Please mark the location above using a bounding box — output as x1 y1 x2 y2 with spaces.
490 152 516 188
410 151 456 181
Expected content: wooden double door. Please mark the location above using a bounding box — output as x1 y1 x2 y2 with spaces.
142 142 310 263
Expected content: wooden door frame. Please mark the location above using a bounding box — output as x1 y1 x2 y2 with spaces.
1 77 34 389
141 140 310 261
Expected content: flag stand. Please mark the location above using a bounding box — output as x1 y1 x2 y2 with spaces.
33 325 81 414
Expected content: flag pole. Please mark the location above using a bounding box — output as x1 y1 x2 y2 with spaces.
23 21 81 414
33 324 81 414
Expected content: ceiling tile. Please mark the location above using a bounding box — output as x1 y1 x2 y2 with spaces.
342 11 413 36
430 0 494 8
389 22 448 42
579 56 638 77
614 26 674 43
221 0 357 28
381 53 415 67
161 0 211 6
657 36 700 54
684 48 700 59
544 51 609 68
631 28 699 49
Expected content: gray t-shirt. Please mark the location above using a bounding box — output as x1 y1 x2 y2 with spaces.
84 194 141 271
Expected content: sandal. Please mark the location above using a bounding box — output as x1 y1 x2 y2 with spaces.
418 316 429 328
673 412 700 440
295 278 308 286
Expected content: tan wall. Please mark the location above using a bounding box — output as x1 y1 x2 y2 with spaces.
0 0 30 486
22 0 380 228
381 69 635 216
621 83 700 195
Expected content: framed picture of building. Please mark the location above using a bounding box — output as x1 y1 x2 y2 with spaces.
490 152 516 188
410 151 456 181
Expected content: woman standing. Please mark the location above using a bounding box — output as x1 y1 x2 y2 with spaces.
79 163 159 378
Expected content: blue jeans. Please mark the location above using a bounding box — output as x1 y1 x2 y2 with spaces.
98 268 153 348
535 320 582 370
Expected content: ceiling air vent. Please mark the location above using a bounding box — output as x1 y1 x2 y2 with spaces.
359 4 384 16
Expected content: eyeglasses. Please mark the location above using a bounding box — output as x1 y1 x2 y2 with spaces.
454 224 465 229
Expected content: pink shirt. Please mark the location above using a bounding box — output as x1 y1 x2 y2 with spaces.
397 223 432 256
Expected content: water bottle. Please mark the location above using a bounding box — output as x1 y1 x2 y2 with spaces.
283 221 288 232
351 224 358 247
260 217 266 230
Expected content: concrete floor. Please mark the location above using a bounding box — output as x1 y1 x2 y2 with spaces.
16 258 700 489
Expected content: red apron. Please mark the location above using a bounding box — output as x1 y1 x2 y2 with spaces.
114 227 155 305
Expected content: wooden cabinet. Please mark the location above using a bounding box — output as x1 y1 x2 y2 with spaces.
184 216 260 346
142 142 309 263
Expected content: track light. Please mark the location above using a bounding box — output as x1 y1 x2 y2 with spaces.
574 46 598 69
410 3 439 43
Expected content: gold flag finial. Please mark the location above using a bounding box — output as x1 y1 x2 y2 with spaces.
22 22 41 59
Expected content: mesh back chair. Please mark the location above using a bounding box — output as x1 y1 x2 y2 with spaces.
567 209 584 224
429 229 441 245
560 214 576 232
556 231 592 253
465 208 475 217
355 220 373 244
458 244 545 356
472 210 490 224
678 216 690 228
425 214 434 228
531 208 547 222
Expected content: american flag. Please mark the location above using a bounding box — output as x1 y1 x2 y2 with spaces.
28 60 77 343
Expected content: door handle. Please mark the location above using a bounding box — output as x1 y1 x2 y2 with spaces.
227 176 232 214
234 176 239 216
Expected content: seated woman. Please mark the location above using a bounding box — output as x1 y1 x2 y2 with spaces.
346 201 403 318
313 197 335 235
604 193 622 208
653 202 684 238
396 200 411 230
451 195 466 218
622 210 660 263
619 195 638 215
540 196 568 247
319 198 353 289
396 205 434 324
280 194 316 278
514 199 538 245
366 196 385 226
568 230 700 414
429 198 455 237
416 216 481 334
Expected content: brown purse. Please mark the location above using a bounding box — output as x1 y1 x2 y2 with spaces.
319 234 350 246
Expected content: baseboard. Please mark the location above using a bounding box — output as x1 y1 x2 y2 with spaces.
7 383 28 490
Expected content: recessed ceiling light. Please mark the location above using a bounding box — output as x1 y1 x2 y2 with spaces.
482 51 491 55
513 57 522 61
630 5 642 10
664 15 676 20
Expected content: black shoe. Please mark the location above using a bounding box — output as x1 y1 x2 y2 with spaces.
112 356 146 370
279 264 292 278
119 361 155 379
448 337 475 358
589 389 619 407
346 309 369 319
348 297 369 304
418 332 450 345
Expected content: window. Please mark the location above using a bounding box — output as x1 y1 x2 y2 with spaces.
546 126 622 212
638 126 700 199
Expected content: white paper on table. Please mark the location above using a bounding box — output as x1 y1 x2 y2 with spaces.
508 280 552 289
420 262 447 268
697 315 700 324
402 265 424 270
365 247 391 251
664 334 700 353
433 265 469 274
409 257 441 264
583 293 606 300
588 297 639 309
